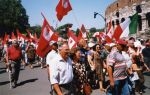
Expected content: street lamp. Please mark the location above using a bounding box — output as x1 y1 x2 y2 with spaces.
94 12 106 32
94 12 105 21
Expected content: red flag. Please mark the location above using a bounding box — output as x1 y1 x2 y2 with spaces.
56 0 72 21
93 32 106 43
112 18 131 41
80 24 87 38
77 24 87 41
11 32 17 40
105 24 115 43
99 32 106 39
26 29 35 41
77 30 83 41
36 15 58 58
3 33 9 45
50 32 59 42
34 33 38 40
17 29 27 40
67 30 77 49
112 25 122 41
33 33 38 42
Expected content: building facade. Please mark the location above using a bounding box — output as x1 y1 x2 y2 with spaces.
105 0 150 38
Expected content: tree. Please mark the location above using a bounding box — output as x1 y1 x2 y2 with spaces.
56 23 73 38
89 27 97 33
0 0 29 37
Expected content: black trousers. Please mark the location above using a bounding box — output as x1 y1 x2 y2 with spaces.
52 82 75 95
10 60 21 83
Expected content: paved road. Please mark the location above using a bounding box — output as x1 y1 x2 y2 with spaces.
0 62 150 95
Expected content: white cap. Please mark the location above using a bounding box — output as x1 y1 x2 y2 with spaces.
49 41 57 46
88 42 95 48
134 41 141 47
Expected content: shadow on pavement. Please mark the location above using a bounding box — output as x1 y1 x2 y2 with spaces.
0 81 10 86
0 67 6 69
0 69 6 74
143 85 150 89
33 65 41 68
17 78 38 86
143 72 150 76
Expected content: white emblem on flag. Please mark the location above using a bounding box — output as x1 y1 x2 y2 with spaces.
68 37 75 49
43 26 53 41
62 0 68 8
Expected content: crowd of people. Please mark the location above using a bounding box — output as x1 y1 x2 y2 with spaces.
0 39 45 88
0 36 150 95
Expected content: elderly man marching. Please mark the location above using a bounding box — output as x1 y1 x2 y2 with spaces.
49 43 75 95
6 40 22 88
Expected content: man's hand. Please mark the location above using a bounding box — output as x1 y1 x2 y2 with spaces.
6 62 10 66
53 84 63 95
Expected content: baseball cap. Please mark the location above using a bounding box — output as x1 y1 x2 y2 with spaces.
117 39 127 45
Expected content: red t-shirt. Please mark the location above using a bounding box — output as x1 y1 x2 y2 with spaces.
8 46 22 61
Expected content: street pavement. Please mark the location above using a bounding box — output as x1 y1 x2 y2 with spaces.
0 62 150 95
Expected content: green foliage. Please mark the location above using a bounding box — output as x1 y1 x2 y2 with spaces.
55 24 104 39
97 28 104 32
0 0 29 37
30 25 41 38
89 27 97 33
88 27 104 38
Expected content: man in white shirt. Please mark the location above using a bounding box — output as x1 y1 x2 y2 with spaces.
46 41 58 80
46 42 58 94
50 43 74 95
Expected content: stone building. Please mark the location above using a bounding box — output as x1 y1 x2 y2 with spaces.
105 0 150 39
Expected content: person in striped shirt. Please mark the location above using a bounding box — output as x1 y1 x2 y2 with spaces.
106 39 130 95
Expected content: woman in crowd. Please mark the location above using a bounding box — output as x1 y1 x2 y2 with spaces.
131 54 145 94
130 41 150 94
70 47 92 95
26 44 36 69
93 44 105 92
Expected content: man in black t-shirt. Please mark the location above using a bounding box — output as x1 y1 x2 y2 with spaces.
142 39 150 68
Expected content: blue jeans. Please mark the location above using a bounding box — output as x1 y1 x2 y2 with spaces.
106 78 130 95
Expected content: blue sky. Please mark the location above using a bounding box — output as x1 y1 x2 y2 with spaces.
21 0 116 30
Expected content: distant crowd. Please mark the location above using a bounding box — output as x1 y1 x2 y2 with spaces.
0 37 150 95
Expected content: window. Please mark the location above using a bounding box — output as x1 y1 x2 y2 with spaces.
138 15 142 31
121 18 125 23
146 12 150 27
116 19 119 25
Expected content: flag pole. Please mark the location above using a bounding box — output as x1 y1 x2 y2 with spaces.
41 12 46 20
71 10 80 28
41 12 51 28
